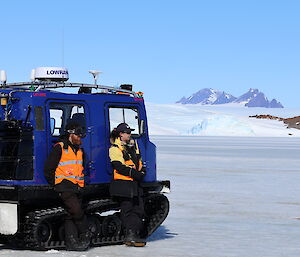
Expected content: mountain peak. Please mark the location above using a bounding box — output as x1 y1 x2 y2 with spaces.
176 88 236 105
176 88 284 108
249 88 259 93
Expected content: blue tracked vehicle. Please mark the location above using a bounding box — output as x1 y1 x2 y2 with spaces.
0 67 170 250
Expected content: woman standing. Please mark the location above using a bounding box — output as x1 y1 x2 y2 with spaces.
109 123 146 247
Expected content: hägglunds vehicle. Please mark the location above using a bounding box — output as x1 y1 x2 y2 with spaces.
0 67 170 250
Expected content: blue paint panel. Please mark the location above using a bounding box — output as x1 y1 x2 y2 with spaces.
0 89 156 186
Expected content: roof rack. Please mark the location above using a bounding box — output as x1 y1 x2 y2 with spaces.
1 82 138 97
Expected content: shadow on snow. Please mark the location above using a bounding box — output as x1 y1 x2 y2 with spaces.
147 225 177 242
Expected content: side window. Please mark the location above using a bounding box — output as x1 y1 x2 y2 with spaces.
49 103 86 136
50 109 63 136
71 105 84 117
109 107 140 135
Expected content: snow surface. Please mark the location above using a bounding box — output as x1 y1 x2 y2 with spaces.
145 103 300 137
2 136 300 257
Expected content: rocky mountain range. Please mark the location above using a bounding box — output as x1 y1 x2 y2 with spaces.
176 88 284 108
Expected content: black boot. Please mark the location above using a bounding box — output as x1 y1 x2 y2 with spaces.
66 235 89 251
124 229 146 247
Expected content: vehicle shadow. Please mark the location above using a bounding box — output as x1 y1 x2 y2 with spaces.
147 225 177 242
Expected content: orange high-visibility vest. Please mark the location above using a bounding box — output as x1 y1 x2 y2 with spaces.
113 146 142 181
55 142 84 187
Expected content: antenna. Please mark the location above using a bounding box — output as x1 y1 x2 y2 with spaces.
62 28 65 67
30 69 36 81
88 70 102 85
0 70 7 85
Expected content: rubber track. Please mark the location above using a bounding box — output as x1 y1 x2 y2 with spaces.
21 193 169 250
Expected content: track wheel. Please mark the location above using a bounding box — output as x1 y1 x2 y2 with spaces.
88 215 102 237
36 221 52 243
101 215 122 237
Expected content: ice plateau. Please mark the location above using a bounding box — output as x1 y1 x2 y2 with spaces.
145 102 300 137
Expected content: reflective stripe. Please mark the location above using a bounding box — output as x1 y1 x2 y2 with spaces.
55 175 84 181
111 140 142 181
58 160 83 166
55 143 84 187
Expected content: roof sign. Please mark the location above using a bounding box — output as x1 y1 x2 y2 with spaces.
34 67 69 81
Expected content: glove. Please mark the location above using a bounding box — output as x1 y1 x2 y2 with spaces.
130 168 145 181
140 166 146 175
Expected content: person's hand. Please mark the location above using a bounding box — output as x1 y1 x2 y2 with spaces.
130 168 145 181
140 166 146 176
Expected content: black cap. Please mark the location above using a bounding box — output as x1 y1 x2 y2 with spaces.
65 121 86 138
116 123 135 134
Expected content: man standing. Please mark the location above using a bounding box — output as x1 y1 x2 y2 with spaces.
44 121 91 251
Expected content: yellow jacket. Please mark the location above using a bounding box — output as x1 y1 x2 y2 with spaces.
109 138 142 181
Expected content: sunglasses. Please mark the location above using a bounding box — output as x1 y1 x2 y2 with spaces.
68 127 86 138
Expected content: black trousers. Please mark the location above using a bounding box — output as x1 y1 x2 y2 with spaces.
59 191 88 239
119 195 144 235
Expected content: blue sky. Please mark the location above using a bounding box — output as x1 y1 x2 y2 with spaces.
1 0 300 107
